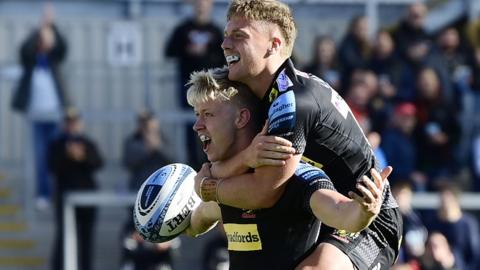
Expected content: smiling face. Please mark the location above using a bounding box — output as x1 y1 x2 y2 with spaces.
222 16 272 86
192 99 239 162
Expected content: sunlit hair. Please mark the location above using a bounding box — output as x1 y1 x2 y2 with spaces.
227 0 297 57
186 67 255 107
187 67 238 106
186 67 263 132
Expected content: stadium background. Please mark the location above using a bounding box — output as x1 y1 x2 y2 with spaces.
0 0 479 269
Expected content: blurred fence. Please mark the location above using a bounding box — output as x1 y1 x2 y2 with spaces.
63 191 480 270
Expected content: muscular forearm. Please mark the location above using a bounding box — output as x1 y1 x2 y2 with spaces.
310 190 375 233
198 155 300 210
184 201 221 238
216 173 282 209
211 148 250 179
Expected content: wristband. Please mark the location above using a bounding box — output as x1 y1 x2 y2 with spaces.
200 177 219 202
199 177 209 201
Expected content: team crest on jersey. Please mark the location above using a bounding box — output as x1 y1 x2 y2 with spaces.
330 88 349 119
269 88 279 102
276 70 293 92
224 223 262 251
241 209 256 219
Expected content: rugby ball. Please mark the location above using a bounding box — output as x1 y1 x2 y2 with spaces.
133 163 201 242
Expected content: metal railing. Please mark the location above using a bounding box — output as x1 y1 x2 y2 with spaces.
63 191 480 270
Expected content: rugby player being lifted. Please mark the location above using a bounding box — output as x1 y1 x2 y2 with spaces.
185 68 391 270
194 1 402 270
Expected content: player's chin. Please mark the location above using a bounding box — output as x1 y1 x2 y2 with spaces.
227 70 238 81
227 65 241 79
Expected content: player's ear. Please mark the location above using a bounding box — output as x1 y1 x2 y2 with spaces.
268 37 282 56
235 108 250 129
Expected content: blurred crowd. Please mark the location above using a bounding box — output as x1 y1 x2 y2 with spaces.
300 2 480 195
8 0 480 270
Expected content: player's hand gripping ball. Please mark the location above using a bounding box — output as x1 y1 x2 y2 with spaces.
133 163 201 242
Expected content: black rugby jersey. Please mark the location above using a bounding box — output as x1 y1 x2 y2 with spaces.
221 163 333 270
261 59 397 210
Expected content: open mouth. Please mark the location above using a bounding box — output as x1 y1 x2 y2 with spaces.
199 134 212 151
226 55 240 66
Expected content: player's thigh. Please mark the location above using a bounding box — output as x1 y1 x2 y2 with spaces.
295 242 354 270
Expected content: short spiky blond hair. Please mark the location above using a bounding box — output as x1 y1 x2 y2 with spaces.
186 67 259 110
186 67 263 131
227 0 297 57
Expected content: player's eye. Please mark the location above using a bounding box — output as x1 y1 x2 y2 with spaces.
233 33 244 39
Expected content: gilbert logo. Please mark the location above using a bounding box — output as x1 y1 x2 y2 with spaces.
165 196 197 232
223 223 262 251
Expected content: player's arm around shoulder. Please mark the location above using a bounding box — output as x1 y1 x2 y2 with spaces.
309 167 392 233
199 154 301 210
211 122 295 179
197 123 298 210
184 201 222 238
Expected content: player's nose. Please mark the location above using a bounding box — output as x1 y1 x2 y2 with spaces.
221 36 232 51
192 117 204 132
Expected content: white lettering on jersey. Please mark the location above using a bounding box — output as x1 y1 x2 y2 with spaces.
295 162 328 182
268 91 296 135
330 88 349 119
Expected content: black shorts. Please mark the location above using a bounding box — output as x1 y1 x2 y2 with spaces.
318 207 403 270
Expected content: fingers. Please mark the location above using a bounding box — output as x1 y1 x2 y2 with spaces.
199 163 212 178
380 166 393 180
266 136 293 148
257 158 287 167
257 138 294 152
370 167 389 191
357 177 379 203
348 191 365 205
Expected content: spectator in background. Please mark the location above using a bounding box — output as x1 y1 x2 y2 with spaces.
381 102 427 190
165 0 224 108
369 30 400 121
427 27 472 109
121 110 176 270
123 110 172 192
338 15 372 91
48 108 103 270
425 183 480 270
120 221 176 270
10 3 70 210
367 131 388 170
414 67 460 188
391 2 430 60
303 35 341 90
392 181 428 265
344 76 373 133
165 0 224 170
419 232 461 270
397 40 430 103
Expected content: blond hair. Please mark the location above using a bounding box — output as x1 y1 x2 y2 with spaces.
227 0 297 57
186 67 263 131
186 67 256 107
